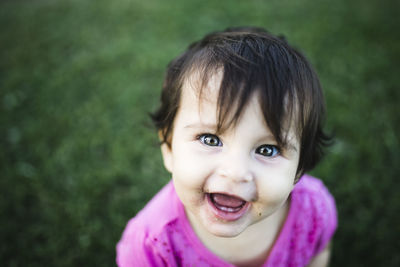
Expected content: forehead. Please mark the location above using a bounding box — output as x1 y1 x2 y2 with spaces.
180 70 241 127
179 71 270 130
181 69 222 105
181 69 296 126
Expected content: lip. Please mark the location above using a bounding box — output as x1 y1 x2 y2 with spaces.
206 193 251 221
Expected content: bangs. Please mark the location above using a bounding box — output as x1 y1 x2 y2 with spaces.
180 32 321 150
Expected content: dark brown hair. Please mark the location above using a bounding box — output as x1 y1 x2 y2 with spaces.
151 26 331 179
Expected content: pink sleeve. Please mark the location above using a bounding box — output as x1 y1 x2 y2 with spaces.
315 184 338 254
116 219 166 267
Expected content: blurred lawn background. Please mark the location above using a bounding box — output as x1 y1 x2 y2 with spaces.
0 0 399 266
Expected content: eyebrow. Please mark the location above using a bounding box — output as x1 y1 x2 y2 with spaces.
184 123 217 130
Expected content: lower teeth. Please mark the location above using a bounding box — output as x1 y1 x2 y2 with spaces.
214 202 244 212
218 206 240 212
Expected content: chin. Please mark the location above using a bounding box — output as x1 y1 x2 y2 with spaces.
204 218 251 238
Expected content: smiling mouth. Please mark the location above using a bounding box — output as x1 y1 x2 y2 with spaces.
206 193 250 221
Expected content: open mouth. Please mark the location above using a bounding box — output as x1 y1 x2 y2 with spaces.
206 193 250 221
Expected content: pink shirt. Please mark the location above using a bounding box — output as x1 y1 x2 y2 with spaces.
116 175 337 267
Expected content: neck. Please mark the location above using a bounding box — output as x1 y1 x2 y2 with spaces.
187 200 290 266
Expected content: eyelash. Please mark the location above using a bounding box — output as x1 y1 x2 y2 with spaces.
197 133 281 157
197 133 222 147
255 145 280 157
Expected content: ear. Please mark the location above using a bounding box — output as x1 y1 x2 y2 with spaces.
159 131 173 173
160 143 173 173
294 170 303 184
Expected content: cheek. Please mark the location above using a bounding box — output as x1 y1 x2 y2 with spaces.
171 150 214 209
258 178 293 200
172 146 214 188
255 163 296 204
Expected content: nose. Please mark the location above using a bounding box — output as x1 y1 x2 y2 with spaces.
217 151 254 183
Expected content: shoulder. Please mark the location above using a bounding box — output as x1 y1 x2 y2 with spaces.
268 175 337 266
293 175 337 221
134 180 180 229
291 174 338 253
116 180 182 266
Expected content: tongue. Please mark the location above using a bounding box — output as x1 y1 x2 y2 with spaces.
212 193 245 208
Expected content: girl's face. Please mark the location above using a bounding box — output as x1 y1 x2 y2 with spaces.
161 73 300 238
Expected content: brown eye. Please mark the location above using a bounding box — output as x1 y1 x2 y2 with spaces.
256 145 280 157
199 134 222 147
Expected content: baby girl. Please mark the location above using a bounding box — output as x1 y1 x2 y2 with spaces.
117 26 337 267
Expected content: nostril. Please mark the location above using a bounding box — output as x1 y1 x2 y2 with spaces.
243 172 254 182
217 168 229 178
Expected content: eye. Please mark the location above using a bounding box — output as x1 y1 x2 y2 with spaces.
198 134 222 147
256 145 280 157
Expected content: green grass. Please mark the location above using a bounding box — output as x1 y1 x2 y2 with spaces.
0 0 399 266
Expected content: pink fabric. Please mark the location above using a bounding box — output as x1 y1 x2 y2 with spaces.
116 175 337 267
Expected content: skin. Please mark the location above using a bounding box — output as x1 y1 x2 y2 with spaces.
160 72 330 266
308 243 332 267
